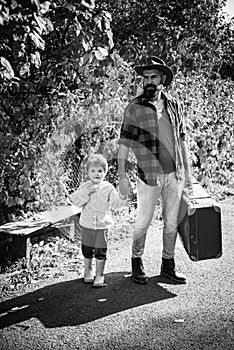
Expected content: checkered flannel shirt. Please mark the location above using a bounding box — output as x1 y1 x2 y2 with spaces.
119 92 187 186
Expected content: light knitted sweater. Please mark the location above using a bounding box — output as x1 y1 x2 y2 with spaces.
70 180 127 229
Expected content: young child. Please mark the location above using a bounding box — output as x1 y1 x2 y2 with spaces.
70 153 127 288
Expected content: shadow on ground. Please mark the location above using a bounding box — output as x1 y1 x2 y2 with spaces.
0 272 176 329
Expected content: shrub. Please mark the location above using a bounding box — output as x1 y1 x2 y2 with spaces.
172 72 234 195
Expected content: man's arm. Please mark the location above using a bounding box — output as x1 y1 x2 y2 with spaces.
117 144 130 196
176 99 193 192
181 140 193 192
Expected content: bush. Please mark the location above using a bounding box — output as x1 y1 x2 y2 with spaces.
172 72 234 196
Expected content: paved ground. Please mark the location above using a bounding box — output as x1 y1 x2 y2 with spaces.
0 198 233 349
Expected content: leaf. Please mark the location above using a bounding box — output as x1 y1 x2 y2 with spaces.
31 0 40 12
19 62 30 77
30 52 41 69
43 17 54 33
15 197 25 206
10 0 18 10
106 30 114 49
94 16 102 31
0 57 14 79
81 0 95 11
82 53 93 65
63 2 76 11
102 12 112 32
0 10 9 25
94 47 108 60
29 31 45 50
7 197 14 207
33 13 46 34
40 1 50 14
82 38 90 52
0 191 8 203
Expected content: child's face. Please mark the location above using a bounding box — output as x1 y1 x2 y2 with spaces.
88 164 105 184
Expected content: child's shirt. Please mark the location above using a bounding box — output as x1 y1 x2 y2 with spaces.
70 180 127 229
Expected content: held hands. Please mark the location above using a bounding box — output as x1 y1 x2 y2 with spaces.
118 177 131 198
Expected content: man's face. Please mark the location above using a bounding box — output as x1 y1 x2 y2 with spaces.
142 69 164 99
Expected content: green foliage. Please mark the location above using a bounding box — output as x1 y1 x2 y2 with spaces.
101 0 234 79
0 85 54 222
172 72 234 195
0 0 233 225
0 236 82 293
0 0 116 222
34 52 133 207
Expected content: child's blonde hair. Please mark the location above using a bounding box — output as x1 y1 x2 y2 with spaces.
86 153 108 174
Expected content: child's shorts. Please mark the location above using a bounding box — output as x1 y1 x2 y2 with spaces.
81 226 108 260
81 226 108 249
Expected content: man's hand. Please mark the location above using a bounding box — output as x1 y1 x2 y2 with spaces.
181 140 194 196
118 177 130 197
184 175 194 196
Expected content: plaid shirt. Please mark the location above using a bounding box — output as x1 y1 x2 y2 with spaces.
119 91 187 186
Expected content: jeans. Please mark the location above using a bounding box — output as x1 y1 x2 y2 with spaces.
132 172 184 259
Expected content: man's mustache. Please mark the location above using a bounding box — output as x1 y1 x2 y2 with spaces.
145 84 156 89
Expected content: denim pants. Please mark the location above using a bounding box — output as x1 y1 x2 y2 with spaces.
132 172 184 259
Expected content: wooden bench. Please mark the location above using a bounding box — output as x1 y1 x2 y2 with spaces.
0 205 81 265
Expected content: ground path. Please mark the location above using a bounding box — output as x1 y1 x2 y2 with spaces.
0 198 233 349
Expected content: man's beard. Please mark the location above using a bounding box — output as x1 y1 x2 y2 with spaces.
143 84 157 99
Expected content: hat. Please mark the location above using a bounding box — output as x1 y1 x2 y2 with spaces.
134 56 173 86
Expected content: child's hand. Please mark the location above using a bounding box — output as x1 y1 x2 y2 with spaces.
87 184 98 194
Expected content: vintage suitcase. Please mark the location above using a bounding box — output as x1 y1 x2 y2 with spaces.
178 180 222 261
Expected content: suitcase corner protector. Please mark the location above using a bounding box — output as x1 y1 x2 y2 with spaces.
213 205 221 213
190 255 198 262
188 207 196 216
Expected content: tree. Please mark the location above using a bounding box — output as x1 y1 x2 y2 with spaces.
0 0 116 223
100 0 234 78
0 0 233 224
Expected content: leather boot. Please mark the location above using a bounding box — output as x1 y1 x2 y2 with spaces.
131 257 148 284
160 258 186 284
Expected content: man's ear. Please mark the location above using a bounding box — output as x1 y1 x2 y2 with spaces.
162 74 166 85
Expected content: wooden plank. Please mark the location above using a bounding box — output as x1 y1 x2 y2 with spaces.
0 219 52 236
0 205 81 263
0 205 81 237
39 205 81 225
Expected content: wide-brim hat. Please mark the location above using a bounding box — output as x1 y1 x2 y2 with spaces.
134 56 173 86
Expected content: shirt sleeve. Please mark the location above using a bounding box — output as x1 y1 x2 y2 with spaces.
118 103 139 148
106 184 127 210
70 182 90 208
177 101 187 141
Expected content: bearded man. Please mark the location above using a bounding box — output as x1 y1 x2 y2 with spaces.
117 56 193 285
